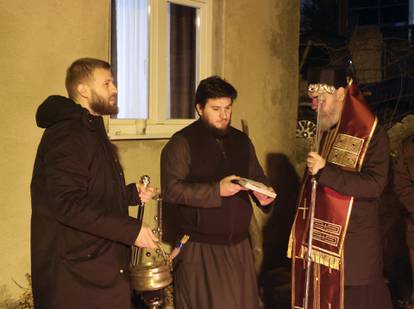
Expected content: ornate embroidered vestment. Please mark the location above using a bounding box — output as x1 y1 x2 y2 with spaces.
288 83 377 309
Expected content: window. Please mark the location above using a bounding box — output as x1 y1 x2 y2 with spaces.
348 0 409 27
109 0 212 139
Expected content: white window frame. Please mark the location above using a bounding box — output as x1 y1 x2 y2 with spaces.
108 0 212 140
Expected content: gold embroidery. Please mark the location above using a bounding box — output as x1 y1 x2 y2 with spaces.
327 133 364 168
308 83 336 95
313 230 339 247
313 218 342 236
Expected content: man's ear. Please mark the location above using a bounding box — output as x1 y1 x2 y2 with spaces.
77 83 90 99
195 103 203 116
336 87 346 103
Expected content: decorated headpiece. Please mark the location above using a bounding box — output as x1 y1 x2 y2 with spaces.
307 65 353 110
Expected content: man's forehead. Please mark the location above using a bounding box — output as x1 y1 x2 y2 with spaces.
206 97 233 107
92 68 113 81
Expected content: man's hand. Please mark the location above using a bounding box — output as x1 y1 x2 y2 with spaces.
253 188 275 206
306 151 326 175
134 224 159 249
219 175 246 197
136 183 158 203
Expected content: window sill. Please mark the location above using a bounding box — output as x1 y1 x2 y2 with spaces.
107 119 195 140
108 132 171 140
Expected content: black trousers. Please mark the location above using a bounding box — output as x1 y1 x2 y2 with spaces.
345 279 393 309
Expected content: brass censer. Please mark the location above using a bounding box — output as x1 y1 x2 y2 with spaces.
130 175 172 309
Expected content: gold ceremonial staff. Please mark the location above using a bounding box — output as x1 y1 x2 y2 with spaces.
303 84 333 309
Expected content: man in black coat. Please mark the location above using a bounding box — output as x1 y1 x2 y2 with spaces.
30 58 158 308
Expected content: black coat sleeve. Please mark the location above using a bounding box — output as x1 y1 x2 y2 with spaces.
126 183 140 206
44 131 141 246
394 136 414 216
161 134 221 208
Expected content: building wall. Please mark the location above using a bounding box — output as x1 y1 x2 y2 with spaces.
218 0 299 163
0 0 299 300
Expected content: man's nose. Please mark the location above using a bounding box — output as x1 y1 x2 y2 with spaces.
311 97 318 110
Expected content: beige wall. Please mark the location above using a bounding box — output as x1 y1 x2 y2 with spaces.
0 0 299 299
217 0 299 163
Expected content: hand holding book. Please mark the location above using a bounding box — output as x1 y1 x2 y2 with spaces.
220 175 248 197
231 177 276 205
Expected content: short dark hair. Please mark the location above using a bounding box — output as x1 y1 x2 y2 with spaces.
195 75 237 108
65 58 111 99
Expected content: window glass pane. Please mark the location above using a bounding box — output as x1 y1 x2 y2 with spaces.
353 8 379 25
167 3 198 119
382 5 408 25
410 0 414 25
349 0 378 8
114 0 149 119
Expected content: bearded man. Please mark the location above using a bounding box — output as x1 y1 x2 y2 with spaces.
161 76 275 309
30 58 159 308
288 67 393 309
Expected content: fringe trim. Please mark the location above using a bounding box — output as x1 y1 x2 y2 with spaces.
302 246 341 270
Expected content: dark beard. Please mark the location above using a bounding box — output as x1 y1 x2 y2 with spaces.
201 117 230 138
89 90 118 115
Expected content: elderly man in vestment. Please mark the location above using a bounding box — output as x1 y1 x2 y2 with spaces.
288 67 393 309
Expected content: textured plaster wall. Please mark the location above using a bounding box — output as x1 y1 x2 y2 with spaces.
0 0 299 298
217 0 299 164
